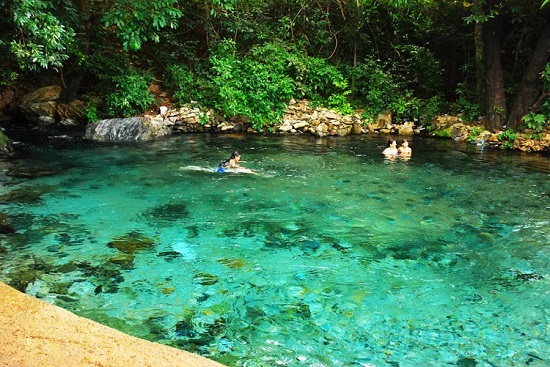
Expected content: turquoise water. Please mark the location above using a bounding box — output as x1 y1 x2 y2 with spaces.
0 133 548 367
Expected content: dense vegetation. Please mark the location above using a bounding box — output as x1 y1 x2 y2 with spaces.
1 0 549 133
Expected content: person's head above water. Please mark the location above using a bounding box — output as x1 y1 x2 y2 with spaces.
387 139 397 147
230 151 241 159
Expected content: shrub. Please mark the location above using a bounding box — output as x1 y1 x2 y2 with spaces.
166 64 200 105
466 126 484 143
498 129 518 149
208 40 295 129
521 112 548 133
450 82 483 123
105 69 155 117
433 128 451 138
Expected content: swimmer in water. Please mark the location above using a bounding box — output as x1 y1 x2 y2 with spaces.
218 151 242 170
382 139 398 156
397 139 412 157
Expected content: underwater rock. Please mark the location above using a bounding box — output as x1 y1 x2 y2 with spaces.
7 263 42 292
107 231 155 254
109 253 135 269
217 258 248 269
25 279 50 298
174 319 198 338
141 202 190 227
456 357 477 367
304 239 321 251
161 287 175 295
193 272 219 285
0 185 55 204
158 251 182 261
332 242 352 252
68 280 96 298
0 212 15 234
73 261 124 293
7 164 61 179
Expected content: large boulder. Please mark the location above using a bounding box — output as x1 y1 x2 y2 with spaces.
20 101 58 125
19 85 62 125
85 117 171 141
20 85 62 105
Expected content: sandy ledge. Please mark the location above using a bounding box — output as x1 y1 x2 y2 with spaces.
0 282 226 367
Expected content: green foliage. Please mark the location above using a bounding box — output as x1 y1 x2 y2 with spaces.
0 69 18 87
392 44 443 97
105 70 155 117
451 83 482 123
466 126 484 143
166 64 199 105
327 92 354 116
433 128 452 138
84 100 100 123
206 39 356 129
102 0 182 51
419 95 445 123
209 0 236 16
521 112 548 132
349 58 409 119
10 0 75 70
209 40 296 130
301 56 349 101
498 129 518 149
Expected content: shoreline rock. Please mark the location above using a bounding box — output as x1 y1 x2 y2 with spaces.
0 281 226 367
8 86 550 152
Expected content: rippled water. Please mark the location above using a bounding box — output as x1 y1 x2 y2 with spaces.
0 133 548 367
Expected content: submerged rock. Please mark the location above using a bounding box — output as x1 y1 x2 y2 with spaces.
456 357 477 367
0 212 15 234
107 231 155 254
0 185 55 204
193 272 219 285
108 253 135 269
141 202 190 226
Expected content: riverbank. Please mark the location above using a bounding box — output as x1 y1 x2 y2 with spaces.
3 85 549 153
0 282 226 367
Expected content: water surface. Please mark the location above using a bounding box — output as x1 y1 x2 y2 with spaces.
0 133 548 367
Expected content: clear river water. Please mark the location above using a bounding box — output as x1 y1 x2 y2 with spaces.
0 132 548 367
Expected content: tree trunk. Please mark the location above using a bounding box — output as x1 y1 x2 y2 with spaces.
60 0 92 103
507 11 550 129
483 1 507 131
474 0 485 104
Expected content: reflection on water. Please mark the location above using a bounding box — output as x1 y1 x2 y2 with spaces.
0 133 549 367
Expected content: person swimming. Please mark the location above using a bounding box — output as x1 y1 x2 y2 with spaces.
217 151 251 173
397 139 412 156
382 139 398 156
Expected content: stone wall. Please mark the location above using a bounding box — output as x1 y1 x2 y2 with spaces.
152 99 422 138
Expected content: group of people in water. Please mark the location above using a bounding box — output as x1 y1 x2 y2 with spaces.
219 139 411 173
382 139 412 159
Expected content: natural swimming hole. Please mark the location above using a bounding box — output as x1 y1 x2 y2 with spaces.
0 133 548 367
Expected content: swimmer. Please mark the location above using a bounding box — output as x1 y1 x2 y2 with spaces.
382 139 398 156
217 151 256 174
218 151 242 170
397 139 412 157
